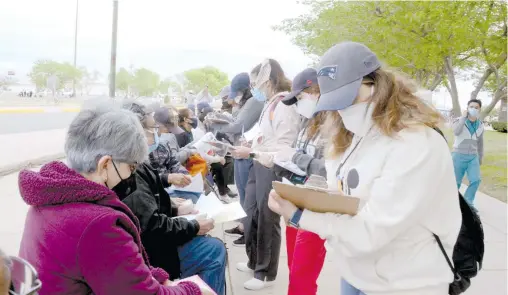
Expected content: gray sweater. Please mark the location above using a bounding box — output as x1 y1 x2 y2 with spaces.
452 116 484 163
291 120 326 177
210 98 265 145
159 133 196 164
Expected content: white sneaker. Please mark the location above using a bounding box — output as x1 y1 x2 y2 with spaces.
243 278 275 290
236 262 254 274
219 194 233 204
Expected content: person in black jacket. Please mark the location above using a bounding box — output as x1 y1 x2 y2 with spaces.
121 103 227 295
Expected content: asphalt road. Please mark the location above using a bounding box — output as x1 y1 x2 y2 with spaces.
0 112 77 134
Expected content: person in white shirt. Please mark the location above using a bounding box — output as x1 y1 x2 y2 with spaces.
268 42 462 295
232 59 301 291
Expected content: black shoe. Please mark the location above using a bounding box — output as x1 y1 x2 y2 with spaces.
232 235 245 247
227 190 238 198
224 226 243 237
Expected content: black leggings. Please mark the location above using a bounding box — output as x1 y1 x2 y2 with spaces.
210 156 234 195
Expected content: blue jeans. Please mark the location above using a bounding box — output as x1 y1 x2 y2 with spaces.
452 153 481 207
234 158 253 204
178 236 227 295
341 279 366 295
167 188 201 204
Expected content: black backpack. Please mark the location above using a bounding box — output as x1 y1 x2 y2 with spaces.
433 128 485 295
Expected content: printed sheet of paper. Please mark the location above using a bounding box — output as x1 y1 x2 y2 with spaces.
243 124 260 142
173 174 204 194
194 193 247 224
194 192 224 219
273 159 306 176
213 201 247 224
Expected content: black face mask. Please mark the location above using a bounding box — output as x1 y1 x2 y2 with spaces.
112 173 137 199
110 162 137 199
189 117 198 129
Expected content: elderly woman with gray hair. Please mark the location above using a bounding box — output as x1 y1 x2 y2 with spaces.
17 104 208 294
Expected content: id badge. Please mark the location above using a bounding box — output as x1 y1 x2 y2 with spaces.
337 176 345 194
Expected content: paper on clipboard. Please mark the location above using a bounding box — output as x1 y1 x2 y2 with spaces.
173 174 204 194
272 181 359 215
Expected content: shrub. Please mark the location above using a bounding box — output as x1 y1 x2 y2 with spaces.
491 121 508 133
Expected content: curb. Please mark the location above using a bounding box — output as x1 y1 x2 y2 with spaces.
0 153 66 176
0 107 80 114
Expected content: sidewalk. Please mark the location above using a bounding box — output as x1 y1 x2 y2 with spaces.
1 163 506 294
220 189 507 294
0 129 66 176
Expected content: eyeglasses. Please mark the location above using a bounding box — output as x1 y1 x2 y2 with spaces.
146 125 160 134
112 160 138 174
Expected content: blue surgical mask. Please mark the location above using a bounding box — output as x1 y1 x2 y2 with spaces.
252 88 267 102
468 107 479 118
148 129 160 153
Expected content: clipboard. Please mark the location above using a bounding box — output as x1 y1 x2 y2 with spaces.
272 181 359 215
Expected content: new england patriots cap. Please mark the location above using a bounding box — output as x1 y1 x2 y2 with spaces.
314 42 381 114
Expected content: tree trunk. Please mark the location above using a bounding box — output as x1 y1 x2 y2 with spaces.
470 68 493 100
444 56 461 116
499 96 507 122
428 73 443 91
480 94 502 120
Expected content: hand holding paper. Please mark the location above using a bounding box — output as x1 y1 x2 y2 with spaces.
169 275 217 295
179 193 247 224
173 174 204 194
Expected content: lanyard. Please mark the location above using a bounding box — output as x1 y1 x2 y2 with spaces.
335 136 364 179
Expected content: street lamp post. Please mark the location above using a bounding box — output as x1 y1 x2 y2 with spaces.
73 0 79 97
109 0 119 98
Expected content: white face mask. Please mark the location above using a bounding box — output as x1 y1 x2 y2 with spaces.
337 86 375 135
296 93 318 119
234 95 242 104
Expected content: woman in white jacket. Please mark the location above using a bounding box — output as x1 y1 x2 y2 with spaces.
268 42 461 295
232 59 301 291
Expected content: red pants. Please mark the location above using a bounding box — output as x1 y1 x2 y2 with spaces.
286 226 326 295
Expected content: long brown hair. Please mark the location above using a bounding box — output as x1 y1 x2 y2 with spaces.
251 59 291 97
326 68 443 156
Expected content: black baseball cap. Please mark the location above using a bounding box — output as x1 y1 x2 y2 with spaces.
228 73 250 100
314 41 381 113
282 68 318 106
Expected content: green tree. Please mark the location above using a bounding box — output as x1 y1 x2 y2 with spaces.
183 66 229 95
159 78 183 95
275 1 507 116
28 60 83 91
116 67 133 94
131 68 160 97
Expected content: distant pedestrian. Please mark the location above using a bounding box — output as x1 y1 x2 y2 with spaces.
452 99 484 210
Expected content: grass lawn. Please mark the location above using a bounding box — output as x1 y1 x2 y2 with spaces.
443 129 507 202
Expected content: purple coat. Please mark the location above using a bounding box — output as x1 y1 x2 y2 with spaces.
18 162 201 295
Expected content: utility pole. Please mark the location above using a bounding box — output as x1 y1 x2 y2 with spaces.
73 0 79 97
109 0 119 98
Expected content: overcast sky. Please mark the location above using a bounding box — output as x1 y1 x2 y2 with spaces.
0 0 493 108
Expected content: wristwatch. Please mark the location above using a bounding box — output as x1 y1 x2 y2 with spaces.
289 208 303 228
249 152 256 159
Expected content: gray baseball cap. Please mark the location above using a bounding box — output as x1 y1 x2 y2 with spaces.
282 68 318 106
314 42 381 113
